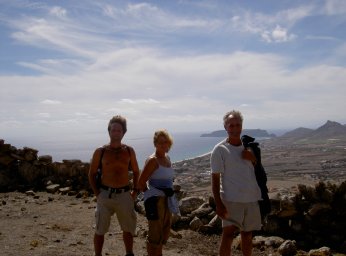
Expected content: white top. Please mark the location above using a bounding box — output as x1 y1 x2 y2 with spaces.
211 139 261 202
150 164 174 181
143 160 180 215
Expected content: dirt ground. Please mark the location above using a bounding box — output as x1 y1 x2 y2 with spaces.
0 190 286 256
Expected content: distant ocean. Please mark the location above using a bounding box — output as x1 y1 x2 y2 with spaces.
5 131 277 168
6 132 223 167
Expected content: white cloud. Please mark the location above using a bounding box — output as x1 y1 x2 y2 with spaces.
0 0 346 141
324 0 346 15
38 112 51 118
75 112 91 117
1 49 345 137
101 3 217 31
120 98 160 104
230 5 312 43
41 100 62 105
49 6 67 18
305 35 338 41
262 25 296 43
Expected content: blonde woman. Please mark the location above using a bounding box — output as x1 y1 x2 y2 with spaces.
138 129 180 256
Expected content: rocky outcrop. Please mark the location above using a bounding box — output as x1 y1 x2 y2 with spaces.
165 181 346 254
0 140 90 193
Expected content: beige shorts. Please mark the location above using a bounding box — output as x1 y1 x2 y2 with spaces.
95 189 137 235
222 201 261 232
147 196 172 247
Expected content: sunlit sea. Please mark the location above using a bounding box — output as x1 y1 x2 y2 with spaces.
7 132 225 168
6 130 277 168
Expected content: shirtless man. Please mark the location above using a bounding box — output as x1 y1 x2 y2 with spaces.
88 115 140 256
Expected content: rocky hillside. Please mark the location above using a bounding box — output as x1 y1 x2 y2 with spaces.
202 120 346 141
280 120 346 141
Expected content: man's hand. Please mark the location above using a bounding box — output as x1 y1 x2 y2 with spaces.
130 189 138 200
242 149 257 165
216 202 229 219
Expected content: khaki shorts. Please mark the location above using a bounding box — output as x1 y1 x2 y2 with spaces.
95 189 137 235
146 196 171 247
222 201 261 232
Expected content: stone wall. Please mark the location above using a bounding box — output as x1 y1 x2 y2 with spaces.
0 140 90 193
167 181 346 254
264 181 346 251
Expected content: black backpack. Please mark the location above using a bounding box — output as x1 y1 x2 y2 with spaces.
241 135 271 218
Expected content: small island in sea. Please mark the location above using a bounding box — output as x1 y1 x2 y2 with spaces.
200 128 276 138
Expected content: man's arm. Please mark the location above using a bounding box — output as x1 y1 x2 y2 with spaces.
88 148 102 196
128 147 140 197
211 173 228 219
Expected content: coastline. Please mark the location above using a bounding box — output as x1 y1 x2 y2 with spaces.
172 151 212 164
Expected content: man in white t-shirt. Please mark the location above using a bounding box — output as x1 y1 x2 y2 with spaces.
211 110 262 256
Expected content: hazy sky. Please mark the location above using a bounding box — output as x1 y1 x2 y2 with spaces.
1 0 346 142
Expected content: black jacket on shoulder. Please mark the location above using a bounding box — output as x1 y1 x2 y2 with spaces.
241 135 271 217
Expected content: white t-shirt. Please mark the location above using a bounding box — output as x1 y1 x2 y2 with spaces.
211 139 261 203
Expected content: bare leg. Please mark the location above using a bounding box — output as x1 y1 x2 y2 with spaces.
240 231 253 256
94 234 104 256
157 244 163 256
123 231 134 254
219 225 237 256
147 242 162 256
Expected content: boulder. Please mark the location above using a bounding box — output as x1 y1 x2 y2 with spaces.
59 187 72 195
189 216 203 231
278 240 297 256
179 196 205 215
190 203 213 218
23 147 38 161
38 155 53 164
46 184 60 193
308 246 331 256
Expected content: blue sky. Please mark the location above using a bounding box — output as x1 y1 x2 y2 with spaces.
1 0 346 143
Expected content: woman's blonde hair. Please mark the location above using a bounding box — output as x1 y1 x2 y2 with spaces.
153 129 173 149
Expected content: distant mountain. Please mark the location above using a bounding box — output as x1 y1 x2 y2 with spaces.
201 121 346 141
201 129 276 138
315 120 346 132
280 120 346 140
311 120 346 138
280 127 314 139
202 121 346 142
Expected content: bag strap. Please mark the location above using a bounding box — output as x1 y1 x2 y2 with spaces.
126 145 132 171
98 147 106 172
98 145 132 172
